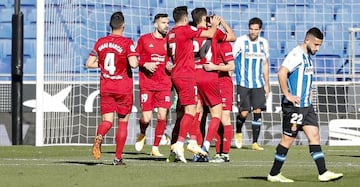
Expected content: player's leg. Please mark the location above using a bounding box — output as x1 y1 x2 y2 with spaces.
150 90 171 156
268 104 296 182
250 88 266 150
302 106 343 181
113 113 130 165
187 100 207 156
151 107 168 157
219 110 232 162
113 93 133 165
171 78 197 163
136 91 154 151
92 93 116 160
235 86 250 149
202 103 222 157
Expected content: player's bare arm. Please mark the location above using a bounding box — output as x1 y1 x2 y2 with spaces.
278 66 300 105
128 56 139 68
85 55 98 69
200 15 221 38
203 61 234 72
219 17 236 42
263 58 270 97
143 62 159 73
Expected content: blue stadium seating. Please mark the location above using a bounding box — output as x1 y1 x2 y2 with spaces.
24 24 36 39
0 56 11 74
0 8 13 23
24 57 36 74
0 23 11 39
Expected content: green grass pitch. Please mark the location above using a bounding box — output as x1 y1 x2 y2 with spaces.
0 145 359 186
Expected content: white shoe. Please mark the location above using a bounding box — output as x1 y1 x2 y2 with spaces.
267 173 294 183
187 141 208 156
234 133 242 149
135 133 145 151
150 147 164 157
318 171 343 182
173 143 187 163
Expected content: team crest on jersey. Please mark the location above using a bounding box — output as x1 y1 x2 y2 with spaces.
304 66 313 75
130 44 136 52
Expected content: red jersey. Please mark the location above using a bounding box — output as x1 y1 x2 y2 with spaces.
90 34 138 94
194 28 227 66
217 41 234 78
167 25 202 78
136 33 171 91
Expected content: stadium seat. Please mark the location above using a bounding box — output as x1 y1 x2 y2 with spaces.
0 39 11 57
335 6 352 24
0 8 13 23
25 7 37 24
0 23 11 39
46 23 70 40
242 7 272 23
21 0 36 7
24 57 36 74
24 24 36 39
0 56 11 74
213 7 242 27
24 39 36 58
313 54 341 74
140 24 153 35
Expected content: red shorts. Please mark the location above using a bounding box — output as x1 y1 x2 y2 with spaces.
196 69 222 107
100 92 133 115
172 77 197 106
140 90 172 111
219 76 233 111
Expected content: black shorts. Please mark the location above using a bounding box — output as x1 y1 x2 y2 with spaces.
236 86 266 112
282 103 318 137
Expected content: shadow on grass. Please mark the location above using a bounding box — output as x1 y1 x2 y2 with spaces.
335 154 360 158
56 161 106 166
238 176 268 181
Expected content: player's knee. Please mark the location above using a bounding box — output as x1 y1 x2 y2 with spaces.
253 113 262 122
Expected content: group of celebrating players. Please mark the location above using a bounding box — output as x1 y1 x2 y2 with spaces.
85 5 343 183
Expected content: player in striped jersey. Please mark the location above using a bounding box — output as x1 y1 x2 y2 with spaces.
232 17 270 150
267 27 343 183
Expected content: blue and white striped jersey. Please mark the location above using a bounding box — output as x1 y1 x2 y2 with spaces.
232 35 269 88
281 46 313 107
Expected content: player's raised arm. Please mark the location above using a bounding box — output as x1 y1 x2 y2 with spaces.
219 17 236 42
199 15 220 38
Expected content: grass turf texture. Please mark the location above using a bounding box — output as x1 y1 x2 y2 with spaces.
0 145 358 187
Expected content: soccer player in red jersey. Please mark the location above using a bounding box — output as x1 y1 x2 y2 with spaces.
189 8 236 162
204 41 235 163
86 11 139 165
134 13 172 157
166 6 220 163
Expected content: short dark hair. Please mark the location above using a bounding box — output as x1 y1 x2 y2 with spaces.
248 17 263 29
306 27 324 40
191 8 207 25
109 11 124 30
173 6 188 23
154 13 168 22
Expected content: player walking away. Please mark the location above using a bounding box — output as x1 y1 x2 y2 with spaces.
86 11 139 165
166 6 220 163
204 41 235 163
190 8 236 162
232 17 270 150
267 27 343 182
134 13 172 157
